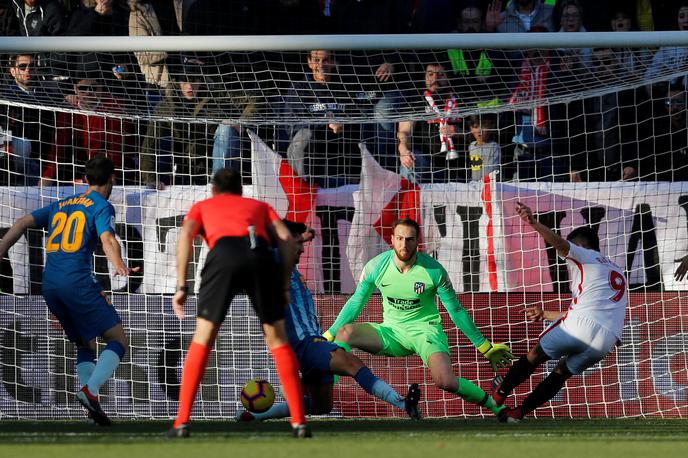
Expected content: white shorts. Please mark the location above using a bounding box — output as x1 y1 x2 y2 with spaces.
538 315 619 375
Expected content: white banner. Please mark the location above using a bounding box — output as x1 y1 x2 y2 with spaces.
0 182 686 294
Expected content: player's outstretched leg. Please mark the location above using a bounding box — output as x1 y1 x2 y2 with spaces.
330 347 419 419
456 377 505 416
493 355 539 406
236 397 310 422
499 369 571 423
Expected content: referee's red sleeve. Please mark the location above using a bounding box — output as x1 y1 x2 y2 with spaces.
266 205 280 223
185 203 203 240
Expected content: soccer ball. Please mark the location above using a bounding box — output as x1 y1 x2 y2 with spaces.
240 378 275 413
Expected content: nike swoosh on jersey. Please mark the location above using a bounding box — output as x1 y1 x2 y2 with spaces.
381 283 391 287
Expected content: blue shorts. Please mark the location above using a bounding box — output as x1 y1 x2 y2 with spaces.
293 336 339 386
43 280 121 344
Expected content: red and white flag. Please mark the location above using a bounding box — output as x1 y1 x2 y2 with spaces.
346 144 421 281
249 130 323 291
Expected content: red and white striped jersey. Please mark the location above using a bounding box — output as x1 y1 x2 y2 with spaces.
560 241 628 338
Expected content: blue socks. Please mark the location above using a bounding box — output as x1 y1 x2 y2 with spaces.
354 367 405 410
76 347 96 388
86 341 125 396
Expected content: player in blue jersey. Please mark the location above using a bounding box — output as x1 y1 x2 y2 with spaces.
0 155 138 426
236 220 421 422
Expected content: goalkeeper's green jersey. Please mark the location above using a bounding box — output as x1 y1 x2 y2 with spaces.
327 250 487 348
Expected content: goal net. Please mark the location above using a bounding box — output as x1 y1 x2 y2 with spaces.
0 36 686 420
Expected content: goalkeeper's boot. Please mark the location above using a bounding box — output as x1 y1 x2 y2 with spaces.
292 423 313 439
405 383 422 420
166 423 190 438
235 410 257 422
491 375 507 406
497 406 522 424
76 386 112 426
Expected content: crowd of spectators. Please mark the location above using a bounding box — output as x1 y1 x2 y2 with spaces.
0 0 687 187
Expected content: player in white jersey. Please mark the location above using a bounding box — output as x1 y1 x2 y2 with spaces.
493 202 628 423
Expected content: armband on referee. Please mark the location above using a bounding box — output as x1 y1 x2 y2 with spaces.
176 285 189 293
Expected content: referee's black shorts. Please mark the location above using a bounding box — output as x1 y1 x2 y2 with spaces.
196 236 286 325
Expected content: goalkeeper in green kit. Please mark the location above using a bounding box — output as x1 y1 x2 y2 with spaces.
324 218 512 416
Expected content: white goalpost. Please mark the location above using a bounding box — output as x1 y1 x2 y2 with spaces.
0 32 686 420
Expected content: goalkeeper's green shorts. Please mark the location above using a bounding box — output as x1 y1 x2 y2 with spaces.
368 321 450 366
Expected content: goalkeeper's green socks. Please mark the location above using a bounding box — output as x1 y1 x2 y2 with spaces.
456 377 504 415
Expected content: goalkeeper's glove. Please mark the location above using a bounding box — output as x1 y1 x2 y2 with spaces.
477 341 513 371
323 330 335 342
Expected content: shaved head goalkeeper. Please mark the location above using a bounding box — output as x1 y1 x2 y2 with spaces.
325 218 512 416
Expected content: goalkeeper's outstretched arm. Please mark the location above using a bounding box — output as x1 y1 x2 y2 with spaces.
324 273 376 341
436 267 513 371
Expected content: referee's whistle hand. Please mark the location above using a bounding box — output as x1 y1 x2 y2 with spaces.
173 291 187 320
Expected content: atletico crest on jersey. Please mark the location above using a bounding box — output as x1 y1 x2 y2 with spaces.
414 282 425 294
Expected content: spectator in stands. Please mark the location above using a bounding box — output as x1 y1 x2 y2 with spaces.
467 114 501 182
41 76 138 186
397 61 460 184
610 6 632 31
557 0 591 68
210 86 258 176
3 53 61 104
570 48 642 182
140 61 223 187
66 0 135 98
1 53 60 185
633 82 688 180
4 0 65 36
127 0 182 114
67 0 128 35
644 2 688 96
509 41 566 181
608 8 651 77
282 49 396 187
448 3 515 107
485 0 555 33
607 0 676 32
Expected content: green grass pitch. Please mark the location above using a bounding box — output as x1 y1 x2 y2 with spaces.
0 419 686 458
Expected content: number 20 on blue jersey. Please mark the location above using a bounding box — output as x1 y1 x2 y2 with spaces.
45 211 86 253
